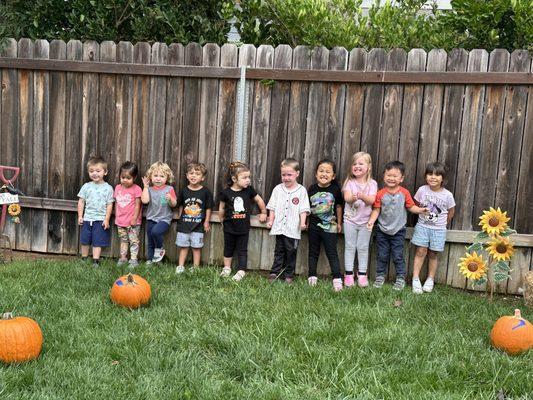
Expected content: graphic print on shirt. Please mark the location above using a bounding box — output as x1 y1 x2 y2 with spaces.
420 196 444 225
232 196 246 219
116 192 132 209
310 191 335 231
182 197 204 224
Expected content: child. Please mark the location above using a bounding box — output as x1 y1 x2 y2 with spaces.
114 161 142 267
175 162 214 274
307 159 344 291
141 161 177 264
342 152 378 288
77 156 114 267
267 158 310 284
367 160 428 290
219 161 267 281
411 162 455 294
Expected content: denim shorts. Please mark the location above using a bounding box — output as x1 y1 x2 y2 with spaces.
80 220 111 247
411 223 447 252
176 232 204 249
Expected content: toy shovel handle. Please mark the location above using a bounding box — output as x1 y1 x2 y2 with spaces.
0 166 20 185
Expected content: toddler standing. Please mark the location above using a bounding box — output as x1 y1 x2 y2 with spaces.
307 159 344 291
267 158 310 284
77 156 114 267
367 161 428 290
411 162 455 294
141 161 177 264
175 162 213 274
342 152 378 288
114 161 142 267
219 161 267 281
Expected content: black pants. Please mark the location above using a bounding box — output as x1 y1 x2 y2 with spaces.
223 231 249 271
270 235 299 278
308 228 342 279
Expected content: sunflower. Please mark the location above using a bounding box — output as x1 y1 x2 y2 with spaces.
7 203 21 216
459 252 487 280
479 207 510 235
486 237 514 261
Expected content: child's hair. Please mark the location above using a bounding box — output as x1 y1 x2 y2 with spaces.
145 161 175 184
425 161 447 185
344 152 372 185
225 161 250 187
119 161 139 178
281 158 300 171
384 160 405 175
186 162 207 177
87 156 107 171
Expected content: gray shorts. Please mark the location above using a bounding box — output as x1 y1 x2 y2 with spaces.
176 232 204 248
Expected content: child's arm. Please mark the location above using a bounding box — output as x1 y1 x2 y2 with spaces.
408 204 429 215
77 199 85 225
103 202 113 230
336 204 343 233
266 210 275 229
177 205 183 219
343 190 357 204
218 201 225 226
366 208 380 230
141 176 150 204
358 192 376 206
254 194 268 223
165 190 177 208
131 198 142 227
204 208 212 232
447 206 455 226
299 212 308 230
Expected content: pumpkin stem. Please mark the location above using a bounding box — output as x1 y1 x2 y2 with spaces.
127 273 135 284
514 309 521 319
1 312 13 320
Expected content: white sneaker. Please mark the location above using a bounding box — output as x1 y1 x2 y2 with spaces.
175 265 185 274
152 248 165 263
232 270 246 281
423 277 435 293
412 277 423 294
308 276 318 286
220 267 231 277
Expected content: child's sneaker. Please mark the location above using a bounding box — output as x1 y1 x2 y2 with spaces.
412 277 423 294
220 267 231 277
232 270 246 282
333 278 343 292
189 266 199 273
128 259 139 268
117 258 128 266
344 274 354 288
308 276 318 286
268 273 277 283
393 277 406 291
357 274 369 288
373 275 385 288
284 277 294 285
92 259 100 268
152 248 165 263
422 277 435 293
175 265 185 274
145 260 153 265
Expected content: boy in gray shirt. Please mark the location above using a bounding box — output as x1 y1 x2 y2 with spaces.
367 161 428 290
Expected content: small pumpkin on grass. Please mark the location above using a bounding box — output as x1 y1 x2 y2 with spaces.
0 312 43 363
490 309 533 355
110 273 151 309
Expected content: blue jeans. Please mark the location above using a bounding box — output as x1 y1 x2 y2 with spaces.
376 227 406 278
146 220 170 260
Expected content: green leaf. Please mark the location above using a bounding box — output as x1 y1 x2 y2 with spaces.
473 277 487 285
475 231 489 240
494 260 510 272
500 227 517 237
494 272 510 282
466 242 483 252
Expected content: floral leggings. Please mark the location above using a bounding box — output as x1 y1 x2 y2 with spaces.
117 226 141 260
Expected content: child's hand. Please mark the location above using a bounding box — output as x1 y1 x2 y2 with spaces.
300 222 307 231
130 218 137 227
103 220 110 230
142 176 150 187
266 221 273 229
78 216 84 225
165 192 172 202
421 207 430 215
366 221 374 231
337 223 342 234
204 221 211 233
258 213 267 223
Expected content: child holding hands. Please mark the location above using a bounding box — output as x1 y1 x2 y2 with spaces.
267 158 310 284
141 161 177 264
77 156 114 267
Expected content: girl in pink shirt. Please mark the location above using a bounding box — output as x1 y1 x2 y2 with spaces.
114 162 142 267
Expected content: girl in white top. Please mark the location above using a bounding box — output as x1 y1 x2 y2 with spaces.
342 152 378 288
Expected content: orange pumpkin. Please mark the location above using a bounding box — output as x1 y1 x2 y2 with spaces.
0 312 43 363
490 309 533 355
110 273 151 309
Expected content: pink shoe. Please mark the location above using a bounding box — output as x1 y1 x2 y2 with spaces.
357 274 369 288
333 278 343 292
344 274 355 287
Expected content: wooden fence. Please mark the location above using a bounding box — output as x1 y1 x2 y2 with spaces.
0 38 532 294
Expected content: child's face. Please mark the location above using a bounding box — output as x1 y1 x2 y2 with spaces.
233 171 251 189
88 164 107 183
120 171 135 188
352 158 369 179
316 163 335 187
281 166 299 187
426 172 443 189
151 170 168 187
187 169 205 186
383 168 404 189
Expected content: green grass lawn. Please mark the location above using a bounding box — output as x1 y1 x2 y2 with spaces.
0 258 532 400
